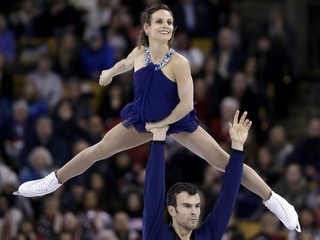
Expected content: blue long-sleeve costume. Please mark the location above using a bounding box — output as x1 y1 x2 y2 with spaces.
143 142 244 240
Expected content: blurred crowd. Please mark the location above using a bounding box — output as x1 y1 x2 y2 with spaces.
0 0 320 239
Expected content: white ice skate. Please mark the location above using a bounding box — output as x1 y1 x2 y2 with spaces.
264 191 301 232
13 172 61 197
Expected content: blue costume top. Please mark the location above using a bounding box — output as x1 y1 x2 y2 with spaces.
120 47 198 134
143 142 244 240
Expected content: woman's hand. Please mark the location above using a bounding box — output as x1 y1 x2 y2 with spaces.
99 69 113 87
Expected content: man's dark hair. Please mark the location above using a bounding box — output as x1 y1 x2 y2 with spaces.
166 182 199 207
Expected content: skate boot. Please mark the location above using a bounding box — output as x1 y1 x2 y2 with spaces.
13 172 61 197
264 191 301 232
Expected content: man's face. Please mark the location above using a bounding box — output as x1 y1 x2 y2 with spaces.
169 192 201 230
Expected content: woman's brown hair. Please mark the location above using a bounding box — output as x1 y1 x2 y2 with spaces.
136 4 176 48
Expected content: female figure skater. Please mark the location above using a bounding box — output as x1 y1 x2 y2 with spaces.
15 4 300 232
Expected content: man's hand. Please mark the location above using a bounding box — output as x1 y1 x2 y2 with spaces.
145 122 166 132
229 110 252 151
99 69 113 87
149 126 169 141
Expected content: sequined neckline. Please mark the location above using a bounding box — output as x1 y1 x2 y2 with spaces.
145 47 175 71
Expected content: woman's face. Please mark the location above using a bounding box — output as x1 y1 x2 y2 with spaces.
145 9 174 43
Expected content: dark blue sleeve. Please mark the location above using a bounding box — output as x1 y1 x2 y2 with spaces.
142 142 167 240
197 150 244 240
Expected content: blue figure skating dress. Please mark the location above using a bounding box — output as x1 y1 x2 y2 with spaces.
120 47 199 134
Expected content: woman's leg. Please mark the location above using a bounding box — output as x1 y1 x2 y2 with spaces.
171 126 300 231
171 126 271 200
57 123 152 183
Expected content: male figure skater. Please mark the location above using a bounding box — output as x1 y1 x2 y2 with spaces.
144 110 251 239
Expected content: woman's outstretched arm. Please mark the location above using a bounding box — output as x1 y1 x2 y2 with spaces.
99 47 141 87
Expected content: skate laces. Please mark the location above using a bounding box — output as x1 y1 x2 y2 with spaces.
29 173 59 194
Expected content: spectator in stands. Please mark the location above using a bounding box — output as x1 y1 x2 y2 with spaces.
123 0 161 27
53 32 82 79
210 96 240 145
19 146 54 184
172 29 205 75
251 212 286 239
104 10 133 61
79 30 116 80
170 0 215 37
306 181 320 230
200 54 224 92
26 55 63 110
219 71 270 143
98 229 120 240
198 55 225 118
288 207 318 240
63 78 94 130
113 211 140 240
213 27 245 81
60 211 83 240
242 55 266 96
52 99 84 152
253 146 281 187
1 99 33 169
37 196 64 240
0 194 23 239
287 117 320 180
99 83 127 130
193 77 211 126
260 4 296 57
107 152 137 197
19 116 68 168
266 124 293 167
83 114 105 145
200 164 223 218
77 190 113 239
82 0 122 40
224 9 251 52
0 14 16 63
0 156 19 195
124 190 143 234
9 0 39 38
259 4 297 119
20 80 49 121
296 230 319 240
88 172 121 214
15 218 40 240
273 163 310 211
61 138 92 189
0 154 34 220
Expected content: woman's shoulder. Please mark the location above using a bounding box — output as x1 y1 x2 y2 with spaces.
171 50 188 63
170 50 190 68
130 46 145 57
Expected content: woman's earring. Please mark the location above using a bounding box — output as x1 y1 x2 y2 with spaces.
145 32 149 36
